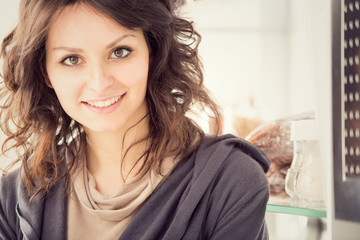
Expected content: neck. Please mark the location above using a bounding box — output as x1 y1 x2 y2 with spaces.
85 108 150 184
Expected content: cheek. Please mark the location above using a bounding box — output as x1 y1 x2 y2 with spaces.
131 74 148 99
132 70 148 91
112 59 149 92
47 71 83 104
47 65 81 89
127 59 149 89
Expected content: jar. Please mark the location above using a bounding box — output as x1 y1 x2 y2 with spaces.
285 119 325 208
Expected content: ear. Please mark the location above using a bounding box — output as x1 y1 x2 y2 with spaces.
40 63 53 88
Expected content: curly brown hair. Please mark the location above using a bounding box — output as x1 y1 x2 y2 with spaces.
0 0 221 198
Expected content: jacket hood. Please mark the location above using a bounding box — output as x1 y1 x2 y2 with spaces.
200 134 270 174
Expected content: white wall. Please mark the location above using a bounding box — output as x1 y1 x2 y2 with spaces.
0 1 19 39
183 0 291 122
0 0 19 74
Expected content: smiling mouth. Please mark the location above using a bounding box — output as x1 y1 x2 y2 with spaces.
84 95 123 108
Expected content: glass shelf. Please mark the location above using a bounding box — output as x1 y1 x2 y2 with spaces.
266 197 327 218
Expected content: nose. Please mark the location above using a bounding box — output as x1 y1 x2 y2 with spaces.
86 62 114 92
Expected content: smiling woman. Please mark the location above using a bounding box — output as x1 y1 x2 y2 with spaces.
0 0 270 239
45 4 150 134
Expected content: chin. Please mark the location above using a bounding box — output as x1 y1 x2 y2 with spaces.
88 124 125 133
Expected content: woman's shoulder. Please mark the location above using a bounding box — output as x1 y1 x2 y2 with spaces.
0 168 22 238
0 168 24 214
177 134 270 197
193 135 270 239
196 134 269 175
0 168 21 195
0 167 67 239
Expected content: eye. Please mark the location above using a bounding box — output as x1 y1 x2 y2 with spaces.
61 56 82 66
110 48 132 59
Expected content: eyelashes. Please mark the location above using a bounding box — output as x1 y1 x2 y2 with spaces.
110 48 132 59
60 47 133 67
61 56 82 66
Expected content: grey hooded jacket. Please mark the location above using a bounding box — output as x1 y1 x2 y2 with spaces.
0 135 270 240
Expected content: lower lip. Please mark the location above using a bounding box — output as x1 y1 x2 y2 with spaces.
83 94 125 114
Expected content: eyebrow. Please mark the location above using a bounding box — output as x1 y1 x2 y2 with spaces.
106 34 136 49
52 34 137 52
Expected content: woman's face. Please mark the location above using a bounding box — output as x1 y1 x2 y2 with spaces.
45 4 150 133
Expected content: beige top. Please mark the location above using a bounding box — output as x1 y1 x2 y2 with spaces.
67 156 176 240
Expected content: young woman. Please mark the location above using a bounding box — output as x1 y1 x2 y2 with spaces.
0 0 270 239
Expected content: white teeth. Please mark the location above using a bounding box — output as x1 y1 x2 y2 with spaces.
87 96 121 108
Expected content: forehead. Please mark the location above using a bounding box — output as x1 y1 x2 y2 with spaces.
47 3 139 45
